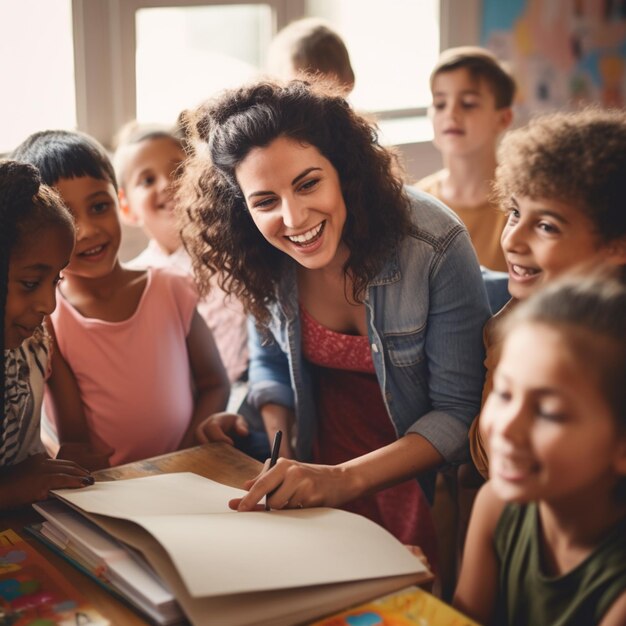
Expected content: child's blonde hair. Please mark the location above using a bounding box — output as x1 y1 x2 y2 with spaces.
494 107 626 244
266 18 355 92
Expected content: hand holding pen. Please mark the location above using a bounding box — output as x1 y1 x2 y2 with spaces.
265 430 282 511
228 437 359 513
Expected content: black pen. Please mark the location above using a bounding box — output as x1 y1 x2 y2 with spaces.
265 430 282 511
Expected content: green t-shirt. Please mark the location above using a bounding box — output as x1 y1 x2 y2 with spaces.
494 503 626 625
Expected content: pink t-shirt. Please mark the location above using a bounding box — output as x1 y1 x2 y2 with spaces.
127 241 248 383
44 267 198 466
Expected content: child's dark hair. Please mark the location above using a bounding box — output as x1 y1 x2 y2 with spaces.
0 160 74 422
12 129 117 191
112 120 187 190
431 46 516 109
494 108 626 244
503 269 626 436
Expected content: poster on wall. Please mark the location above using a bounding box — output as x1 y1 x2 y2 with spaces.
482 0 626 118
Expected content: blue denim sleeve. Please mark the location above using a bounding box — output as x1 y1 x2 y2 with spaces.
406 230 491 464
246 317 295 410
481 267 510 314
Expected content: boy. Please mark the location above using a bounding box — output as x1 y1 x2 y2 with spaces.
114 122 249 384
416 46 516 271
266 17 355 95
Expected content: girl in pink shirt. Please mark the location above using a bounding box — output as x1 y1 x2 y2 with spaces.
13 130 229 468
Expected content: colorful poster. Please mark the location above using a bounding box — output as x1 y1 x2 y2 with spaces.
482 0 626 116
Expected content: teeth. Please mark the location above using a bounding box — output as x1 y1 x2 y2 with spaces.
286 223 323 245
82 245 104 256
512 264 539 277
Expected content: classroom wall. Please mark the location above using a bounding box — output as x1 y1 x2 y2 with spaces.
481 0 626 120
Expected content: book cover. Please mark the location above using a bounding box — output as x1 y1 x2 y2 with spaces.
0 527 110 626
309 585 480 626
310 587 480 626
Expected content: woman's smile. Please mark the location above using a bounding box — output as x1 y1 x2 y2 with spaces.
236 136 347 271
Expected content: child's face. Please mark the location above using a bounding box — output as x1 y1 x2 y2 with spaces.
483 322 626 504
430 68 511 158
54 176 122 282
119 137 185 255
5 226 74 349
501 195 614 300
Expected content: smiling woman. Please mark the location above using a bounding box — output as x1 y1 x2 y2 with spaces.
177 79 491 568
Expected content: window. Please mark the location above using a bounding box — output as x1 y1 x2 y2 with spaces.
1 0 482 154
135 5 273 124
0 0 76 154
304 0 439 117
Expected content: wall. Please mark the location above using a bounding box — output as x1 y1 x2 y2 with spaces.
481 0 626 119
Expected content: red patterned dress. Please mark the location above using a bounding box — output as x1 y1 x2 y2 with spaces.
300 305 438 570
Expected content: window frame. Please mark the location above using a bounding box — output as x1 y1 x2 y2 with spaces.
72 0 481 149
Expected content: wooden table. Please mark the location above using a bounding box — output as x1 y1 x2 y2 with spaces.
0 443 262 625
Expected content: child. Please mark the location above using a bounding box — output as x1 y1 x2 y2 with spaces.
469 107 626 480
266 17 355 95
455 273 626 625
12 130 230 468
416 46 515 271
113 121 249 384
0 160 94 508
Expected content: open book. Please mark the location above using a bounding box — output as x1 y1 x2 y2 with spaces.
42 472 431 626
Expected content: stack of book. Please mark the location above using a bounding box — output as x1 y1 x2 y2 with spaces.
29 499 184 625
30 472 432 626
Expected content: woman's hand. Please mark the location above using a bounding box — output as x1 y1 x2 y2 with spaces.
195 411 249 445
228 458 366 511
57 442 114 471
0 454 94 510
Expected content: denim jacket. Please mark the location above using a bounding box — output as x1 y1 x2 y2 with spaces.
247 188 491 465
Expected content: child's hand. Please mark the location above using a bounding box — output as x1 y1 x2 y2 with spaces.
57 442 114 471
195 411 249 446
0 454 94 510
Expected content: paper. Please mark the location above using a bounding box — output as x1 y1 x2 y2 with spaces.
54 473 425 598
82 513 423 626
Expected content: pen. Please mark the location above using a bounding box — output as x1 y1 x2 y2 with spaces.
265 430 282 511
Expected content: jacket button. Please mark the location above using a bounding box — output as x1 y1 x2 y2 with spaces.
371 343 379 353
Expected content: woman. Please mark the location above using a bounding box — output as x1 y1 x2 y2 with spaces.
177 79 491 565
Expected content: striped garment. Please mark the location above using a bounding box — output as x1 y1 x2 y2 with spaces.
1 327 48 466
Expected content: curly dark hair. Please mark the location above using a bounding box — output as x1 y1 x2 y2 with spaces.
494 107 626 243
176 79 411 324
